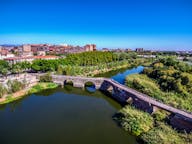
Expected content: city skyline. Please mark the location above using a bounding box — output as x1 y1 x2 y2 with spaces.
0 0 192 50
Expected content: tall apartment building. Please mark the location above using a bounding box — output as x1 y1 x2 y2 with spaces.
135 48 144 52
84 44 97 51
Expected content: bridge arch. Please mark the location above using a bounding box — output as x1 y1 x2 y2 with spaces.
84 81 96 88
64 79 74 86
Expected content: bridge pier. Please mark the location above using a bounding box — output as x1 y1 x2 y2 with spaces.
170 114 192 132
73 82 83 88
151 105 159 114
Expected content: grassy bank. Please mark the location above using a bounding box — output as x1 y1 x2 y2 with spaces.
113 105 192 144
28 83 58 94
0 83 58 105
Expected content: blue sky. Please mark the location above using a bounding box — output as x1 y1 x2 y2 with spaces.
0 0 192 50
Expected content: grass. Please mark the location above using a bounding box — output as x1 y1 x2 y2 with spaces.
0 94 21 105
28 83 58 94
125 74 192 112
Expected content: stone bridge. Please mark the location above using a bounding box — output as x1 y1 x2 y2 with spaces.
51 75 192 132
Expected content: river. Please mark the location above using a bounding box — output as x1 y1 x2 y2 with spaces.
0 66 143 144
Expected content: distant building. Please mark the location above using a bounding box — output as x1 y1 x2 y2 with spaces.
4 55 59 64
84 44 97 51
37 51 46 56
135 48 144 52
0 53 15 60
102 48 110 52
0 49 8 55
125 48 132 52
31 44 49 54
23 44 31 52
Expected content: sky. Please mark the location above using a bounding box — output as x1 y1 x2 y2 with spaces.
0 0 192 50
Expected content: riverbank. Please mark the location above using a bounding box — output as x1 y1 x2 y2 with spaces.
114 105 192 144
0 82 58 105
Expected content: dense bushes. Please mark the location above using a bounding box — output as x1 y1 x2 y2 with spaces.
65 51 118 66
126 74 192 111
39 73 53 82
143 58 192 96
125 57 192 112
0 80 26 98
113 105 153 136
114 105 192 144
31 59 58 72
0 84 7 98
7 80 26 93
140 122 191 144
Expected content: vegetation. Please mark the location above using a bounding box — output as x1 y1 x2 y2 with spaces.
113 105 153 136
0 82 58 105
7 80 26 93
0 60 31 77
141 122 192 144
28 83 58 94
114 105 192 144
143 57 192 95
39 73 53 82
65 51 118 66
0 94 23 105
152 109 170 121
126 74 192 111
0 84 7 98
125 57 192 112
121 57 192 143
0 51 152 77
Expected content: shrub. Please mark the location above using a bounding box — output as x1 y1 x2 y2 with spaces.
0 84 7 98
113 105 154 136
141 122 187 144
152 110 170 121
39 73 53 82
7 80 25 93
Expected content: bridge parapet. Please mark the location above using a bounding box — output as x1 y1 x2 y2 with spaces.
52 75 105 89
50 75 192 132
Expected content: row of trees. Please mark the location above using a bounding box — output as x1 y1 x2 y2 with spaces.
65 51 118 66
0 60 31 77
0 51 142 77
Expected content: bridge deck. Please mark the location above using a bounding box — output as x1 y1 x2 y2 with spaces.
51 75 192 120
105 78 192 119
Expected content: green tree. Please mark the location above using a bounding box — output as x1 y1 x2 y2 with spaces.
1 68 8 78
